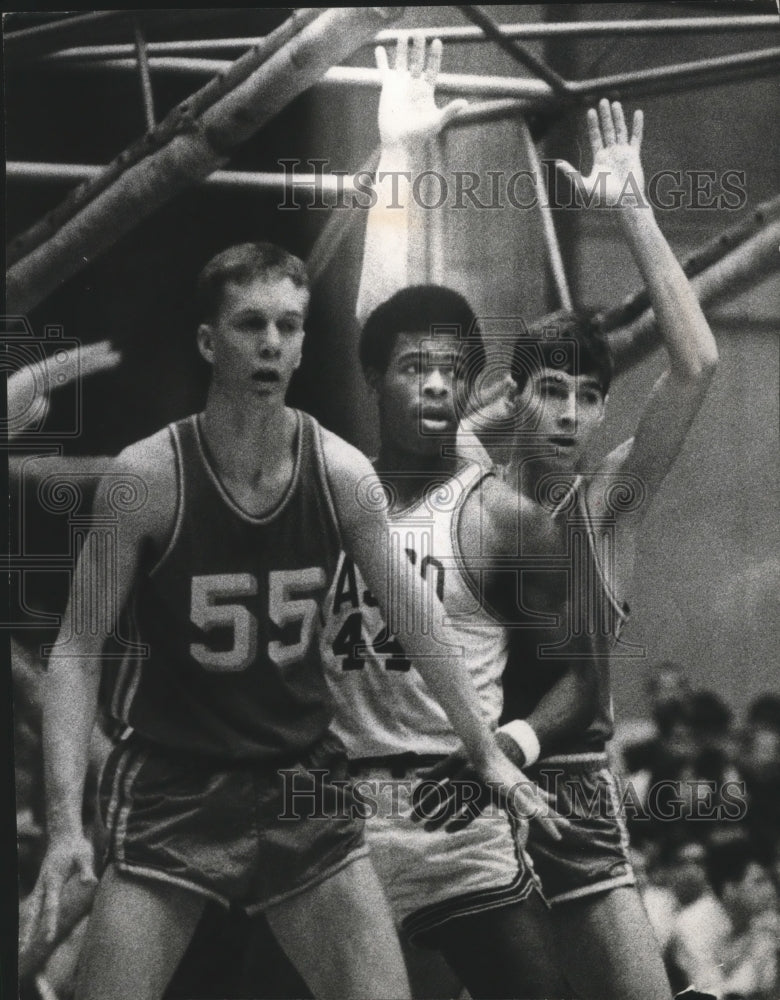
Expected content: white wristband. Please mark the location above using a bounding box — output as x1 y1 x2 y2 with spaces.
498 719 541 767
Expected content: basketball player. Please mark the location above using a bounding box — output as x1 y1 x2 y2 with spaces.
362 39 717 1000
321 283 570 999
24 243 544 1000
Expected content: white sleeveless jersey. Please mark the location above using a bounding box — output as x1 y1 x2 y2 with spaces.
321 462 508 758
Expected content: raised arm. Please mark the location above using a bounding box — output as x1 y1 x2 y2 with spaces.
355 36 466 324
557 100 718 506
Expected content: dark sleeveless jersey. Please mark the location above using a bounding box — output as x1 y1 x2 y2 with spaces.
500 482 641 752
101 411 343 761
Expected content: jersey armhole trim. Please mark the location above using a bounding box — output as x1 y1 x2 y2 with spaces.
148 422 184 578
451 465 505 626
312 419 346 552
578 484 629 625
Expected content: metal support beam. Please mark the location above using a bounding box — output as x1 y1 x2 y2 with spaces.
6 7 405 314
608 218 780 373
458 6 571 96
6 9 322 267
133 20 156 130
31 16 780 61
4 10 252 68
306 148 381 285
599 194 780 333
518 119 572 310
6 161 370 195
47 47 780 105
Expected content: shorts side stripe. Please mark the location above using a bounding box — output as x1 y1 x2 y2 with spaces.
547 873 636 905
103 742 135 844
112 862 230 908
113 746 149 864
402 870 537 943
602 767 632 858
403 870 529 928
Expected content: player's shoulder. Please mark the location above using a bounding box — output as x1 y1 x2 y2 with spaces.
116 424 176 473
96 424 178 542
316 423 377 534
318 423 375 484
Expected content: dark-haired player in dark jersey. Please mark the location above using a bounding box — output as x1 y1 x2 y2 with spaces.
24 243 544 1000
361 40 718 1000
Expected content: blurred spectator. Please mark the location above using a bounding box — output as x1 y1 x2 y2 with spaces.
668 835 779 999
738 695 780 865
613 661 693 775
661 841 710 911
688 691 735 759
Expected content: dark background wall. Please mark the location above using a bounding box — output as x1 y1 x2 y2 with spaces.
5 4 779 720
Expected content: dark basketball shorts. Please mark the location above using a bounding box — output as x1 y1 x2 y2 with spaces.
98 732 368 912
525 752 635 905
348 756 544 948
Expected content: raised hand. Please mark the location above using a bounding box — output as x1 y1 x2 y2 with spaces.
556 98 645 208
375 35 467 150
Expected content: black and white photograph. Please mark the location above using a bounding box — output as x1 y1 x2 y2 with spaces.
4 6 780 999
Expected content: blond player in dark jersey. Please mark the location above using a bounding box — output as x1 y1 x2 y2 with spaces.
23 243 553 1000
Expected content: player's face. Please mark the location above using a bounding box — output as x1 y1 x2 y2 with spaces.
198 276 308 398
515 366 605 467
375 331 466 455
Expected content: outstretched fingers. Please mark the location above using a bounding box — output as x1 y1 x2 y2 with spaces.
611 101 629 145
374 44 389 77
394 33 408 72
586 107 603 158
408 33 425 77
598 97 617 146
423 37 443 86
631 108 644 149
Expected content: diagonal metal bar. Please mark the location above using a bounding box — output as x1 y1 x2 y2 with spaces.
6 8 404 314
568 45 780 97
306 147 381 286
6 9 321 268
133 20 156 130
3 10 250 68
607 216 780 374
518 119 573 310
598 195 780 334
458 5 571 96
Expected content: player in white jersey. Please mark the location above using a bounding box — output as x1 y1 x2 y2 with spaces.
321 284 570 999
